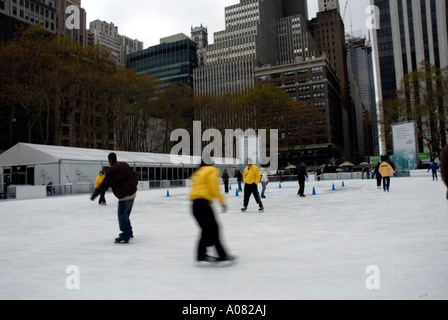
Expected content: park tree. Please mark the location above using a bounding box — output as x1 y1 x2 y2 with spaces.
385 62 448 157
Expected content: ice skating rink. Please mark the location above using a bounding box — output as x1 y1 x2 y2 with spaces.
1 177 447 300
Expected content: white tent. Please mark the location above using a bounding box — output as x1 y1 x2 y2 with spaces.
0 143 240 188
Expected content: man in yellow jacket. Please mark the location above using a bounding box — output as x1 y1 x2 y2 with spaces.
94 171 106 205
379 158 396 192
189 158 235 266
242 158 264 213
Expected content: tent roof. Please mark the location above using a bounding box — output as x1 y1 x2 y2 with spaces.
0 143 240 167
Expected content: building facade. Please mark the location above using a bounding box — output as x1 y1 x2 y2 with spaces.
346 36 379 156
194 0 313 97
0 0 57 39
255 57 345 166
371 0 448 154
88 19 143 66
318 0 340 13
127 34 197 88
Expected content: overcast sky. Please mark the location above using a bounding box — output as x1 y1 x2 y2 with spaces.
82 0 372 48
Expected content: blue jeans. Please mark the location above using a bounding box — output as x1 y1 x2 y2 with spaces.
117 198 134 241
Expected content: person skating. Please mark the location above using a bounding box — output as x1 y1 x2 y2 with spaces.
94 171 107 205
260 170 269 199
91 153 138 243
222 169 229 194
373 162 382 189
241 158 264 212
378 157 396 192
189 157 235 267
297 162 308 197
236 170 243 192
428 162 439 181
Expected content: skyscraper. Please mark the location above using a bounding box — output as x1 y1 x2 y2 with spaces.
128 34 197 88
346 36 378 156
371 0 448 153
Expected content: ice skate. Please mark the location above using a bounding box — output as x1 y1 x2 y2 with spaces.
216 255 237 268
241 207 247 212
196 255 219 267
114 237 129 244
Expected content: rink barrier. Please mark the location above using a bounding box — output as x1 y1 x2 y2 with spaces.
3 180 188 200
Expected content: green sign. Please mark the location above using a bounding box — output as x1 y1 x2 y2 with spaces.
419 153 431 164
369 156 381 164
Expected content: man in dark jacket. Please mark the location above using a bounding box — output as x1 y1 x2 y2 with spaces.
91 153 138 243
297 162 308 197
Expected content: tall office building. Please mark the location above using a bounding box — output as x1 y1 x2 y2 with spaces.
194 0 313 97
371 0 448 154
128 34 197 88
282 0 308 19
346 36 379 156
309 8 355 161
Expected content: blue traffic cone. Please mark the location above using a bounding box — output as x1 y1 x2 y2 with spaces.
229 185 232 190
332 184 336 191
166 190 170 197
235 189 239 197
342 181 345 188
312 187 316 195
279 182 282 189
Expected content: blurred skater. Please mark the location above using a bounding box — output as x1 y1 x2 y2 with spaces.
189 157 235 266
94 171 106 205
222 169 229 194
241 158 264 213
260 170 269 199
91 153 138 243
236 170 243 192
297 162 308 197
379 157 396 192
427 162 439 181
373 162 382 189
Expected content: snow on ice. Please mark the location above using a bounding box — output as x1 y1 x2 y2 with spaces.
0 176 448 300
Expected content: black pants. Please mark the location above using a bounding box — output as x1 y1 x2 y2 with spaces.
192 199 227 260
224 180 229 193
298 178 305 196
376 176 382 187
383 176 390 191
243 183 263 208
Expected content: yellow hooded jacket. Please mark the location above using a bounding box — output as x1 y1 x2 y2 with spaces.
244 164 261 185
189 166 225 205
94 174 105 189
379 162 396 177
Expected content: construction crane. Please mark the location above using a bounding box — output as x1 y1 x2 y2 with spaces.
342 0 353 36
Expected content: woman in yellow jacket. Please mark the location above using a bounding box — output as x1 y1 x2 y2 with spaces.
189 159 235 266
379 159 396 192
94 171 106 205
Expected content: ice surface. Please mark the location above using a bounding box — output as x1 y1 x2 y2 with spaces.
1 176 448 300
